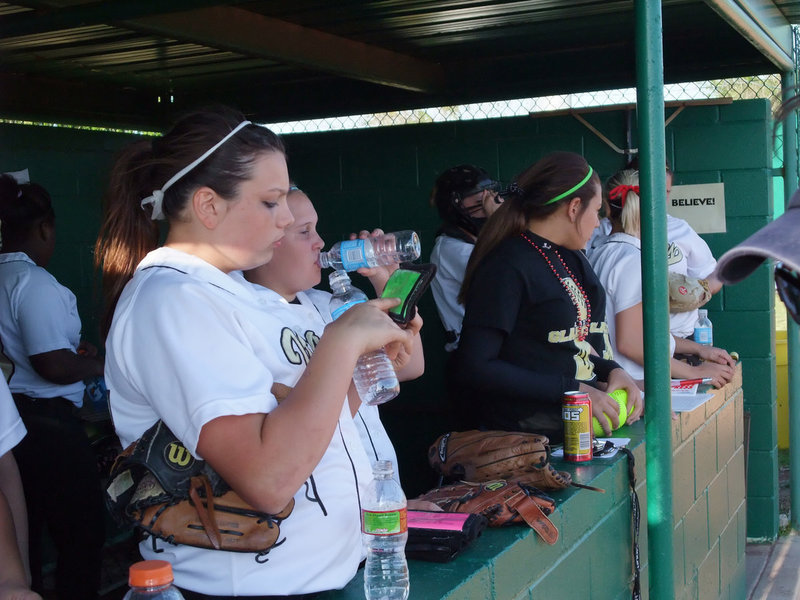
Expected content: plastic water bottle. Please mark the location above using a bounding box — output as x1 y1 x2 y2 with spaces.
318 230 421 271
123 560 185 599
693 309 713 346
363 460 410 600
328 271 400 405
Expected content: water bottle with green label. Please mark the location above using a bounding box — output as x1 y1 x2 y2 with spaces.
363 460 409 600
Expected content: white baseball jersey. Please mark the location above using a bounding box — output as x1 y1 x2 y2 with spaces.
430 234 474 351
667 215 717 338
585 217 612 259
0 252 85 404
590 233 677 382
106 248 366 596
589 233 646 380
299 288 401 485
0 379 25 457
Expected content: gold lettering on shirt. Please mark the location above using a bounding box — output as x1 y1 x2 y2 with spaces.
667 242 683 266
547 327 595 380
589 321 614 360
280 327 319 366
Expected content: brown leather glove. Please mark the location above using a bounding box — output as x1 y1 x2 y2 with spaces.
106 420 293 561
428 430 572 490
414 479 559 544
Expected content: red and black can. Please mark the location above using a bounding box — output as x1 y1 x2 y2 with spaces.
562 391 592 462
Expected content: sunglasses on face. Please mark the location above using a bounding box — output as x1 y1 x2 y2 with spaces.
776 262 800 324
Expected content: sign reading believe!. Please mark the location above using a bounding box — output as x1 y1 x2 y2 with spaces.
668 182 726 234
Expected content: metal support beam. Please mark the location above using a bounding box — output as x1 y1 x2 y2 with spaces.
0 0 240 38
705 0 793 72
635 1 674 598
783 71 800 531
129 6 447 94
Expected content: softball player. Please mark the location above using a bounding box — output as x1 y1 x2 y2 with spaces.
97 107 413 598
243 186 426 487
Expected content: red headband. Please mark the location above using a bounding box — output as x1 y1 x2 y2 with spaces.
608 184 640 208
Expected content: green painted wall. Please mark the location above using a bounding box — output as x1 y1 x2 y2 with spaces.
663 99 777 541
0 98 776 541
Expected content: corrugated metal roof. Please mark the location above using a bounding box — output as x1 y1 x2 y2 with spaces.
0 0 798 129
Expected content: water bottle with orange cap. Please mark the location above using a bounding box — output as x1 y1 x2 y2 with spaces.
123 560 185 599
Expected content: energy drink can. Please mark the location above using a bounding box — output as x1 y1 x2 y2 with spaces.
562 391 592 462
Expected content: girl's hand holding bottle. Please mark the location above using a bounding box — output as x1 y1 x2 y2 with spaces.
350 228 398 293
325 297 414 359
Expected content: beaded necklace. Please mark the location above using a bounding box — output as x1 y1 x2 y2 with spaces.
521 232 592 341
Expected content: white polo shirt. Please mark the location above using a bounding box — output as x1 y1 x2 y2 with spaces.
0 252 85 404
0 379 25 457
106 248 365 596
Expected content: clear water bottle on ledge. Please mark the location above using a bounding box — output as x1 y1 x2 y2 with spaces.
693 309 713 346
318 230 421 271
328 271 400 405
363 460 409 600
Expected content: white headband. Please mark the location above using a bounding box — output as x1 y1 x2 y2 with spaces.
141 120 252 220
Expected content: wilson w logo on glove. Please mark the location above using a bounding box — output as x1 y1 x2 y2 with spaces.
106 420 293 562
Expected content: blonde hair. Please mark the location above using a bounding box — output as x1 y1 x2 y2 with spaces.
605 168 641 237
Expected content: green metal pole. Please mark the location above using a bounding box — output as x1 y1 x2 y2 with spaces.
783 72 800 530
635 1 674 598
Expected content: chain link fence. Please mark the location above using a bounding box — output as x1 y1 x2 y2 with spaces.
266 75 784 140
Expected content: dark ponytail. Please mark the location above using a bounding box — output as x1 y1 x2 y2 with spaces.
0 174 55 250
94 141 161 338
459 151 598 304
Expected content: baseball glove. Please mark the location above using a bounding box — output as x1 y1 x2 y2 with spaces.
414 479 559 544
105 420 293 562
668 272 711 313
428 430 572 490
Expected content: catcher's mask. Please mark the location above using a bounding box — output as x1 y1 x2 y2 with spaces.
431 164 502 237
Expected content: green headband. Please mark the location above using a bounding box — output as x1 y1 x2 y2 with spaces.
544 166 594 205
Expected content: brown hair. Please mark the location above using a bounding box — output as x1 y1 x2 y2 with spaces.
458 151 599 304
94 106 285 337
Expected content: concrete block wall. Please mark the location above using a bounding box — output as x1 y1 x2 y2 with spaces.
663 99 776 540
671 368 747 600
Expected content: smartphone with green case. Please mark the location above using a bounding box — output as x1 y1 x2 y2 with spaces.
380 263 437 326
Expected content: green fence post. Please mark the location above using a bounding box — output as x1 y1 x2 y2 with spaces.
635 1 674 598
783 71 800 530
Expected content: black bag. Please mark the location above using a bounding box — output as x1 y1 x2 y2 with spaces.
405 510 488 562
